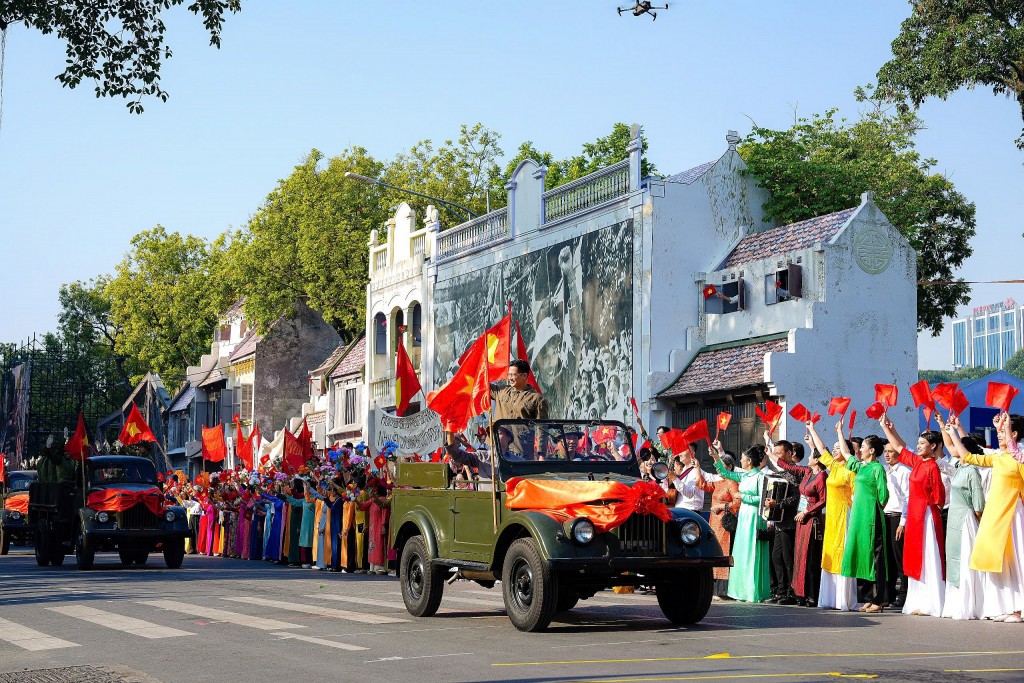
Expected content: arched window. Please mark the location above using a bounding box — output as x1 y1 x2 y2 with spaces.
411 303 422 347
392 309 405 352
374 312 387 355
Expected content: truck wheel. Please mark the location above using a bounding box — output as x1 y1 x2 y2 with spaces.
556 588 579 612
75 527 95 571
50 544 67 567
163 540 185 569
1 525 10 555
34 523 50 566
400 536 443 617
656 567 713 625
501 538 558 632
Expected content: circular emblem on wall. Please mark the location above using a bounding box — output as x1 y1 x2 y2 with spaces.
853 225 893 275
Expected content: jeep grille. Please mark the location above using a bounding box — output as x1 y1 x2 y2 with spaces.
614 513 666 556
117 503 161 530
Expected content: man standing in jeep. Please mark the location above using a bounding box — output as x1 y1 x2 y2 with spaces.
491 360 548 421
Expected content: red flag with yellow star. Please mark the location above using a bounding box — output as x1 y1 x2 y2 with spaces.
395 336 422 417
427 333 490 432
65 411 90 462
119 403 157 445
459 313 511 380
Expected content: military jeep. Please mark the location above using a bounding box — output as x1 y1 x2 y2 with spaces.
1 470 37 554
389 419 730 632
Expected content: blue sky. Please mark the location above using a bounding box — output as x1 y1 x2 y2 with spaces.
1 0 1021 368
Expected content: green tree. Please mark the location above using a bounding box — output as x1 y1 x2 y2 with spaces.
1005 349 1024 381
738 88 976 336
106 226 234 382
919 366 996 383
1 0 241 113
876 0 1024 149
233 146 388 341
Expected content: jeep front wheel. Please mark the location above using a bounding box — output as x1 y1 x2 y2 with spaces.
400 536 443 617
75 527 95 571
34 522 50 566
501 538 558 632
656 567 713 624
163 539 185 569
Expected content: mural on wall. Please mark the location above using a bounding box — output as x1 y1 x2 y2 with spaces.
433 219 633 422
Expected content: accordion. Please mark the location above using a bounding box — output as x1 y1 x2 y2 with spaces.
760 475 791 523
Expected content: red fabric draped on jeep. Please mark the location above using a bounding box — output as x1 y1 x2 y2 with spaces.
4 492 29 514
86 487 163 515
504 478 672 533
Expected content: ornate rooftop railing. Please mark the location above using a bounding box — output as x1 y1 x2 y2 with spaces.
542 159 630 223
436 207 509 260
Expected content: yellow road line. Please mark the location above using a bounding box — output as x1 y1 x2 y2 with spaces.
552 673 878 682
492 649 1024 667
945 668 1024 673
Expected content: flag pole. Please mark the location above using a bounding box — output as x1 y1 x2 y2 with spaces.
486 321 499 535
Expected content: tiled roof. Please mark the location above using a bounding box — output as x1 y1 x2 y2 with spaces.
721 207 856 269
658 336 789 398
664 160 716 185
168 385 195 413
331 336 366 379
229 328 262 363
310 343 348 377
198 367 226 388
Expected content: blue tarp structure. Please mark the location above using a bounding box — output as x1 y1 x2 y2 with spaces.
917 370 1024 448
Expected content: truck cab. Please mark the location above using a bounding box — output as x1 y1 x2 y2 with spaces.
389 419 731 631
1 470 37 554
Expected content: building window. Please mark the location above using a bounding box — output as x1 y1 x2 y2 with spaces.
974 317 985 335
1003 331 1016 368
239 384 253 421
392 309 405 352
240 320 248 337
1004 312 1015 329
374 313 387 355
952 320 967 368
988 336 1002 368
973 337 987 368
344 387 357 425
411 303 422 348
704 279 745 315
990 314 1000 332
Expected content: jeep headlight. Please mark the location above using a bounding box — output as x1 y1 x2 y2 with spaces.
650 462 669 481
96 511 110 523
567 517 595 545
680 519 701 546
9 511 22 520
164 510 176 523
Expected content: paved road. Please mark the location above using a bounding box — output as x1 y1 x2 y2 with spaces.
2 547 1024 683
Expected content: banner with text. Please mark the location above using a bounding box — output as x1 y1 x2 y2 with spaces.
373 407 443 459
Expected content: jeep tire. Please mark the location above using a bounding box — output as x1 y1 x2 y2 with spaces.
75 527 95 571
502 538 558 632
656 567 713 625
1 524 10 555
555 588 580 612
49 543 67 566
399 536 443 616
34 522 51 566
163 539 185 569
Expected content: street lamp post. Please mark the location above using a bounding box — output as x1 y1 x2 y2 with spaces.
343 172 478 223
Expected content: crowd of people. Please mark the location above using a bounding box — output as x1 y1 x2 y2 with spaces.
649 408 1024 623
159 442 396 574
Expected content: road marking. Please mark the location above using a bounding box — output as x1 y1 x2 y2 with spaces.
47 605 193 639
309 594 409 610
0 616 79 651
270 631 367 651
547 629 849 650
222 596 407 624
364 652 474 663
946 669 1024 673
549 673 878 682
139 600 305 631
492 649 1024 667
386 591 502 608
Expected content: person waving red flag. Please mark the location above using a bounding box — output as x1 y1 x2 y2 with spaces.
119 403 157 445
426 333 491 432
65 411 90 462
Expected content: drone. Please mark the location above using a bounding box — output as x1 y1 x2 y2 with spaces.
618 1 668 20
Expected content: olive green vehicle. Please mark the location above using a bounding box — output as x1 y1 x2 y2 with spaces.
389 419 731 632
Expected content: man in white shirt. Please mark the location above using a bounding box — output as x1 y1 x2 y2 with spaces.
883 444 911 609
666 446 715 520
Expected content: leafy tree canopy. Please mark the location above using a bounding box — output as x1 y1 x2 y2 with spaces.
919 365 998 383
876 0 1024 150
1004 349 1024 381
1 0 241 113
738 87 976 336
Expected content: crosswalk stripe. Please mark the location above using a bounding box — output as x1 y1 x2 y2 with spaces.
309 594 409 611
270 631 368 651
222 596 408 625
385 591 503 608
139 600 306 631
0 616 79 651
48 605 194 639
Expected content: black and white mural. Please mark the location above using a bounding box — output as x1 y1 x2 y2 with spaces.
433 219 633 421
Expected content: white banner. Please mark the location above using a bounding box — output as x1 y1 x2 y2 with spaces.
373 407 444 459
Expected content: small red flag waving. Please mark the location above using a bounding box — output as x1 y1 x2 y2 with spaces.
788 403 812 423
828 397 851 417
282 429 305 473
875 384 899 407
716 412 732 433
201 424 227 463
755 400 784 434
119 403 157 445
659 429 689 455
986 382 1019 413
395 335 422 417
848 410 857 438
950 389 970 417
932 383 959 411
865 402 886 420
909 380 935 411
702 284 718 299
680 420 711 449
65 411 90 462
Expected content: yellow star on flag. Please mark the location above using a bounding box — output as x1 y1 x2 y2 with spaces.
126 422 141 438
487 333 500 364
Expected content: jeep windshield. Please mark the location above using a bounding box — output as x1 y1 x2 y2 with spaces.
490 419 641 476
89 462 158 485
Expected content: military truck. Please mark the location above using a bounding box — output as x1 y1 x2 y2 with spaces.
1 470 37 554
28 455 189 570
389 419 731 632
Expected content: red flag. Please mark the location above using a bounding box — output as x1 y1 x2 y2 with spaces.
909 380 935 411
65 411 90 462
395 336 422 417
680 420 711 449
932 383 959 411
461 314 511 380
630 397 640 418
235 415 257 470
514 320 542 394
631 433 651 451
874 384 899 408
0 454 6 484
702 284 717 299
716 412 732 437
426 333 491 432
923 405 934 429
658 429 689 454
828 397 851 416
848 410 857 439
298 418 314 460
592 426 617 445
119 403 157 445
951 389 970 417
865 402 886 420
986 382 1019 413
282 429 305 473
201 424 227 463
811 412 821 424
755 400 784 434
789 403 812 423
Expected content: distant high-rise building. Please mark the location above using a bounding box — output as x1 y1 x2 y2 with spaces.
951 297 1020 370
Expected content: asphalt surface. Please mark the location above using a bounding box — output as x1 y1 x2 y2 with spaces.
2 546 1024 683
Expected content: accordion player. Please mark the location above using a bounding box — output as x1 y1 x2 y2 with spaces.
760 475 791 523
